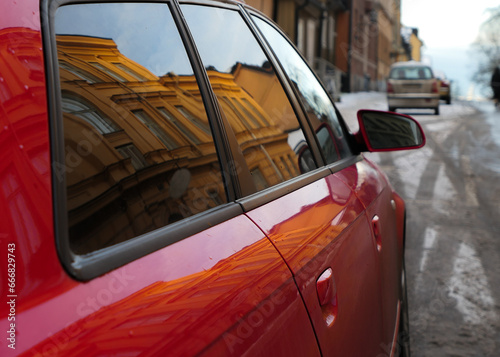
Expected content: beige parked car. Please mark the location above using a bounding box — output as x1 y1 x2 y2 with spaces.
435 70 452 105
387 61 440 115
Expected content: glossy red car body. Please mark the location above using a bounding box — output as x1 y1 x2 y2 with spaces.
0 1 424 356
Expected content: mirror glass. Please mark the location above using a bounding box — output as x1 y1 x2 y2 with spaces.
359 111 424 150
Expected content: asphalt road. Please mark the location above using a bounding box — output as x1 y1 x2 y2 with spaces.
337 93 500 356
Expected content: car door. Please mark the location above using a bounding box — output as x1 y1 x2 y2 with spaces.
179 4 390 355
4 1 322 355
334 159 403 352
249 12 401 355
180 3 393 355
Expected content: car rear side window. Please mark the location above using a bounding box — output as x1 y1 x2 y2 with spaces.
54 3 228 254
252 16 352 165
181 5 317 191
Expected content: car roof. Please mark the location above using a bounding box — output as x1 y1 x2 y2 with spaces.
390 60 431 69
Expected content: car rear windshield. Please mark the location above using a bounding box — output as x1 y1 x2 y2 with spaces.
389 66 433 80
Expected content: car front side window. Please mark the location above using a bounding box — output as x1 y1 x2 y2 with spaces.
252 16 352 165
181 5 317 192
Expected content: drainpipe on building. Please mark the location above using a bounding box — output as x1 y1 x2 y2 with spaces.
295 0 310 44
346 0 353 92
317 9 326 60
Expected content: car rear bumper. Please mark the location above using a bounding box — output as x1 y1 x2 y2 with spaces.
387 94 439 108
439 90 450 99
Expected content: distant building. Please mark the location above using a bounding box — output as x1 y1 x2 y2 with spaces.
398 26 423 62
377 0 403 90
248 0 407 94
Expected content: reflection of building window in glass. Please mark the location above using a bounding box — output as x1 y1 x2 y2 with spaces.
90 62 126 82
175 106 211 135
133 109 178 150
116 144 148 170
113 63 147 81
241 98 270 126
59 61 100 83
278 157 293 179
231 98 261 128
62 97 120 134
287 155 300 175
250 167 268 191
157 107 201 144
220 97 254 130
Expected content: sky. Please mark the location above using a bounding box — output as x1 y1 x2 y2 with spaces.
401 0 499 98
56 3 195 76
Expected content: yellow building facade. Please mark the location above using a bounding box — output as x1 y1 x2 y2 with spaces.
376 0 402 86
397 27 423 62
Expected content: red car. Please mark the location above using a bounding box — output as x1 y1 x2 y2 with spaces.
0 1 424 356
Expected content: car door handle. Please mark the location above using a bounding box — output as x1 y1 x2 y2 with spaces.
317 268 335 305
316 268 338 326
372 215 382 252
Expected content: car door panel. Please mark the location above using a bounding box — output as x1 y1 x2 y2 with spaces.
335 159 402 349
16 215 320 356
333 159 386 208
246 172 385 356
247 13 400 354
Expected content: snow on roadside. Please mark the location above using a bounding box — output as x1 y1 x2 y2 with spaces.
335 91 388 133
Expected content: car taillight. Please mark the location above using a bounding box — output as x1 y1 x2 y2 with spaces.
432 81 438 93
387 81 393 93
440 80 449 88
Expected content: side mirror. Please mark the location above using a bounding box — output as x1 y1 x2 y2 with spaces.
356 110 426 152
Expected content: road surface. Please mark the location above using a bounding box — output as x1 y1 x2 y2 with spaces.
337 92 500 356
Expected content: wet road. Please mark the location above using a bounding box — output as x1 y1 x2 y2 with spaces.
337 93 500 356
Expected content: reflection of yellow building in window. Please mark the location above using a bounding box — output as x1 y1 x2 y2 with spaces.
57 35 303 253
207 65 304 186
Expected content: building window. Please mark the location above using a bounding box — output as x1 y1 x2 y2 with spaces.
90 62 127 82
220 97 254 130
113 63 147 81
175 105 211 135
59 61 101 83
132 109 178 150
157 107 201 144
241 98 270 126
62 96 120 134
231 98 261 128
116 144 148 170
